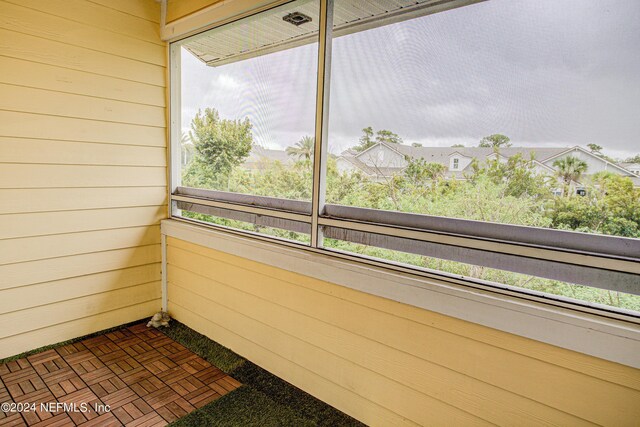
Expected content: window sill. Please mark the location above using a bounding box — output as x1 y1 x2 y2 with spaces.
161 218 640 369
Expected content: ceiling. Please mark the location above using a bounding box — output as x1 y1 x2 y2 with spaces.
182 0 477 67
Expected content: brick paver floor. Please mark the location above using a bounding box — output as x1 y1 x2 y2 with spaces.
0 323 241 426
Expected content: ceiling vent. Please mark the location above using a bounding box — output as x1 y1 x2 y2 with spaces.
283 12 312 26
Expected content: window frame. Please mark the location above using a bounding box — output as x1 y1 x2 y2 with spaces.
168 0 640 323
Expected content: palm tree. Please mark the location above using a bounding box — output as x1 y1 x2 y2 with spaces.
553 155 588 195
286 136 315 160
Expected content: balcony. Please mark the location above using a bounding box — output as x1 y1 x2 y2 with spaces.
1 0 639 426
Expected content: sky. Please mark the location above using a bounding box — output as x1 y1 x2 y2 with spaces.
180 0 640 159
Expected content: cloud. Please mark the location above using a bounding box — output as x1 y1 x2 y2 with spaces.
180 0 640 157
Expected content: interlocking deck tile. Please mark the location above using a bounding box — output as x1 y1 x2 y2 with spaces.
93 351 127 367
140 387 181 410
100 387 138 411
33 358 69 379
0 413 27 427
79 337 111 350
31 413 74 427
1 366 37 388
141 359 175 377
56 344 87 359
155 367 190 386
108 358 141 377
0 323 241 426
128 378 164 399
79 369 114 388
143 338 172 351
26 352 59 367
170 377 204 398
193 366 225 385
116 368 152 387
183 386 220 409
125 412 165 427
130 398 153 416
60 353 93 370
58 388 104 424
89 377 128 401
14 388 56 425
88 343 120 360
75 412 120 427
208 381 230 397
40 369 81 394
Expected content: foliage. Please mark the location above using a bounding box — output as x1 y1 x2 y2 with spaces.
181 113 640 311
451 144 465 147
548 172 640 237
376 129 403 145
353 126 403 152
483 152 551 199
587 143 602 154
553 155 588 188
286 135 314 160
183 108 253 190
404 159 446 186
478 133 511 148
625 154 640 163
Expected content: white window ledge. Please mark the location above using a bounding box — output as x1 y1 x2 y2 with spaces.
161 219 640 369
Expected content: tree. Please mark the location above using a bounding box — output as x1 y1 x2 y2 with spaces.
479 134 511 148
412 142 423 147
354 127 403 151
286 135 314 160
404 159 446 185
549 173 640 237
451 144 465 148
625 154 640 163
483 153 551 199
587 143 602 154
354 127 375 152
375 129 403 145
181 135 640 309
184 108 253 188
553 156 588 194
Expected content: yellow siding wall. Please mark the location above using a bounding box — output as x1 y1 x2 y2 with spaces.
167 237 640 426
0 0 166 358
166 0 222 23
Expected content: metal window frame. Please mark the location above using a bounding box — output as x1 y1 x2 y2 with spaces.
168 0 640 317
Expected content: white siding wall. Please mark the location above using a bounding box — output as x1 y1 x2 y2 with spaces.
543 148 618 175
449 153 472 171
360 144 407 168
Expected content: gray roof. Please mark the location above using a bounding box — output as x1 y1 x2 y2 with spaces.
620 162 640 171
243 146 292 167
392 145 569 166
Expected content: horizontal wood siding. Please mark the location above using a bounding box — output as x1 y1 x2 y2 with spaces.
0 0 165 358
166 0 222 23
167 237 640 426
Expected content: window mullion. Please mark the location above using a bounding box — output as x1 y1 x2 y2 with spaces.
311 0 333 248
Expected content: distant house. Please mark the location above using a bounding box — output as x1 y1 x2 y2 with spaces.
620 162 640 176
241 146 293 171
237 143 639 186
336 143 640 186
